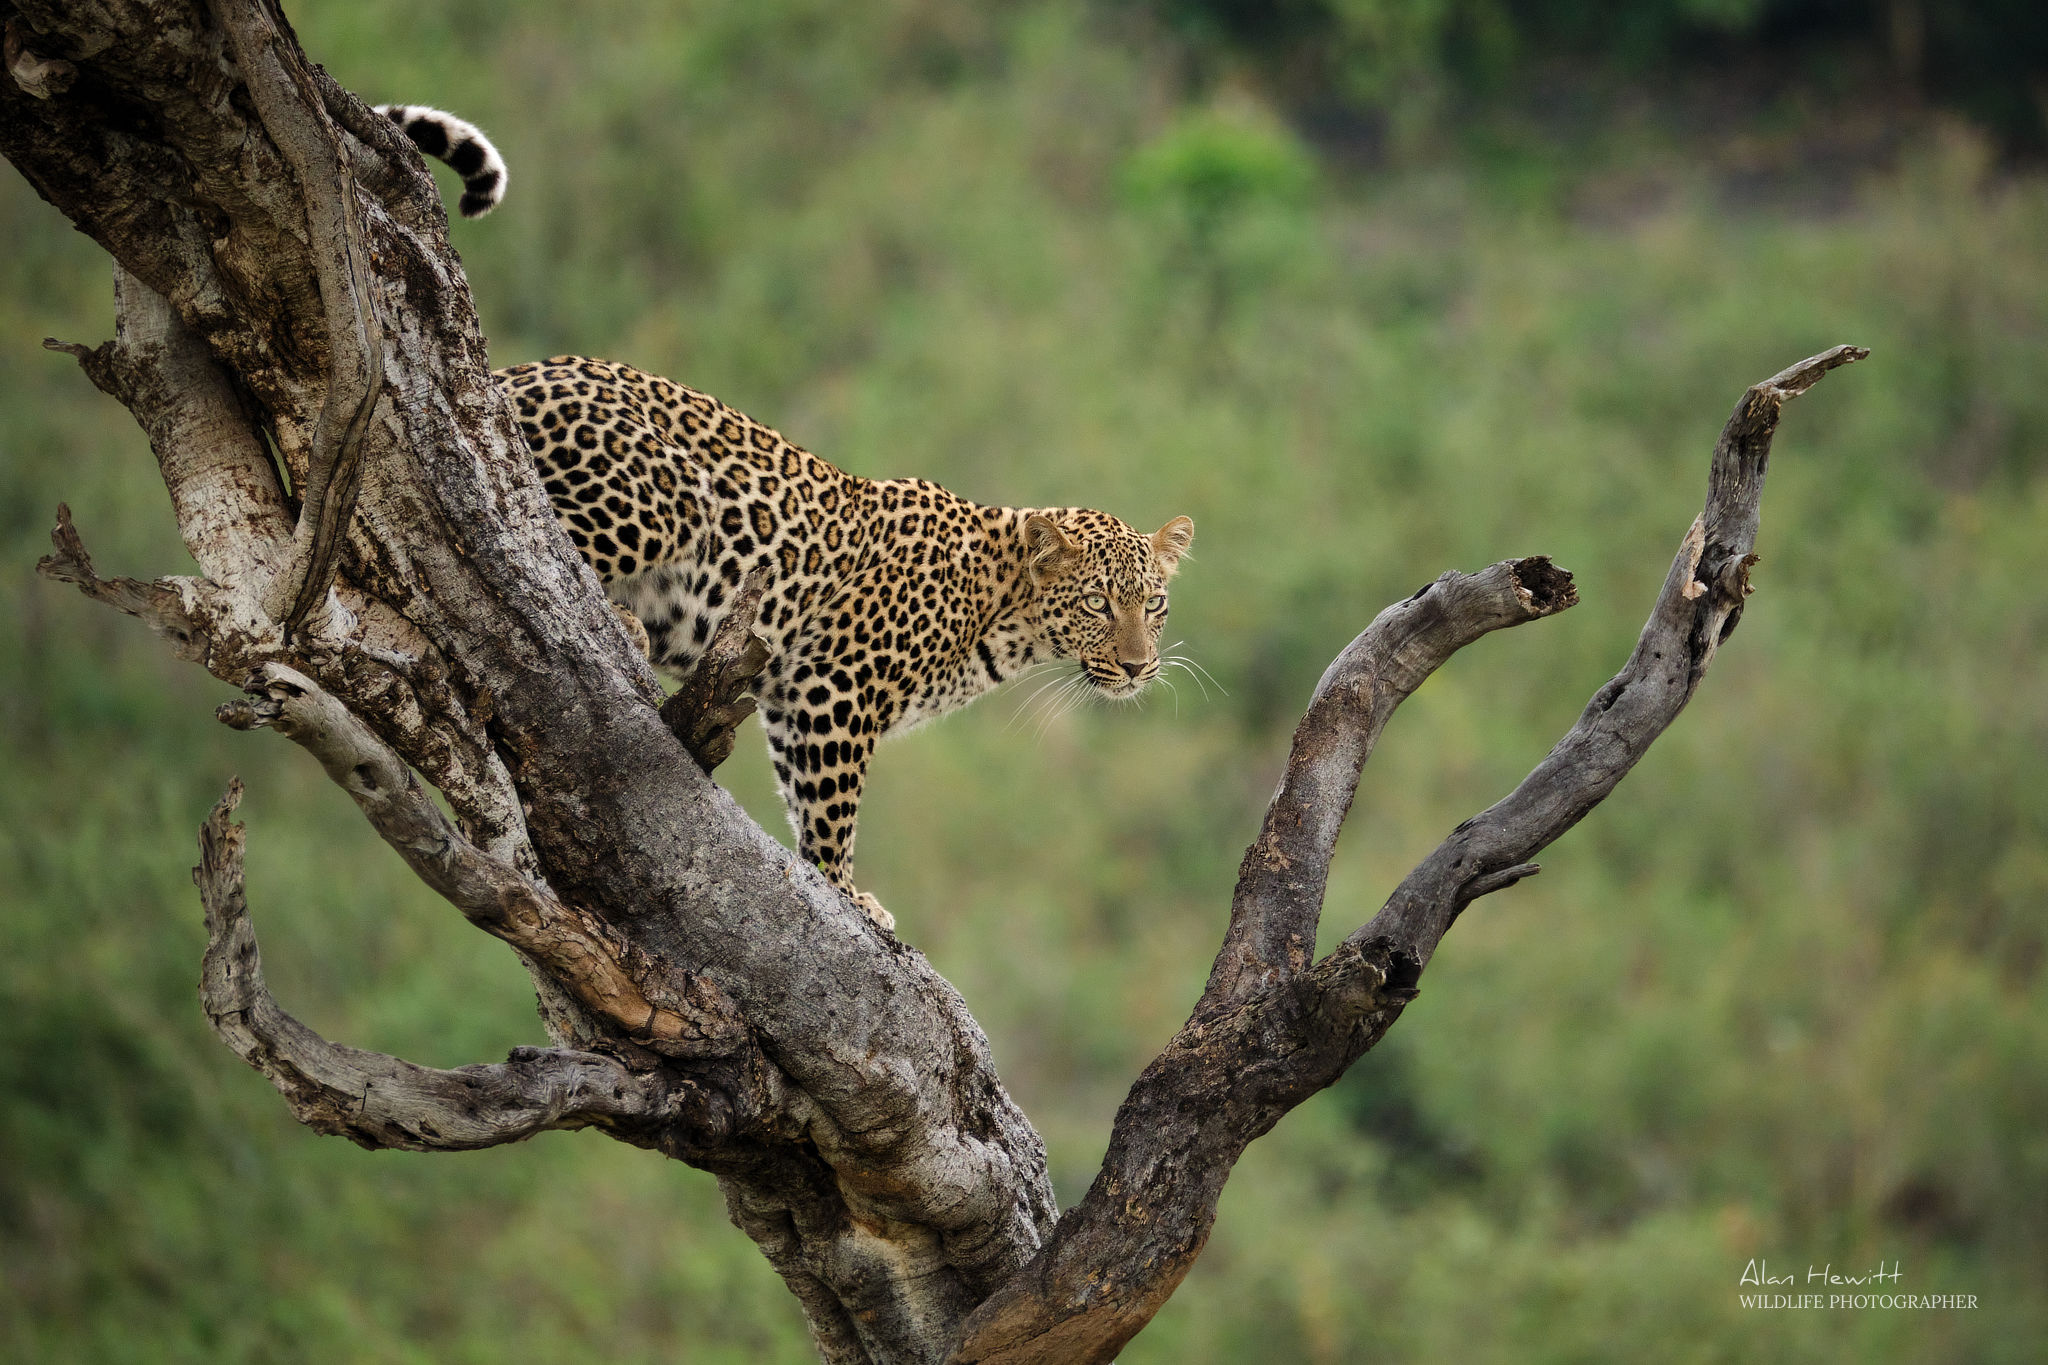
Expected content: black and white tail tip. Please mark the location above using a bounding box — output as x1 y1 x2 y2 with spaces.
375 104 507 218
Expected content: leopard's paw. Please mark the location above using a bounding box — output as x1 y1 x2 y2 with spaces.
610 602 652 660
851 890 895 933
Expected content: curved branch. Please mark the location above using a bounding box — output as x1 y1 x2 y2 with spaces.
1207 555 1577 1007
195 783 673 1151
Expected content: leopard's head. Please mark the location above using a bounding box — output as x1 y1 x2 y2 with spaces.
1025 509 1194 697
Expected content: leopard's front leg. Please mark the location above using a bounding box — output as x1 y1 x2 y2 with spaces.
764 700 889 931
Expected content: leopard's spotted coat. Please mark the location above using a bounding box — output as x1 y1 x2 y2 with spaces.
501 358 1193 927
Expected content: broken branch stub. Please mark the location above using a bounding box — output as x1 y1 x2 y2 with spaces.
659 564 773 771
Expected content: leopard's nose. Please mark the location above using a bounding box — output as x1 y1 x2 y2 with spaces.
1119 659 1146 679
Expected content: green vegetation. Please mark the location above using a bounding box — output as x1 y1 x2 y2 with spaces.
1144 0 2048 150
3 2 2043 1359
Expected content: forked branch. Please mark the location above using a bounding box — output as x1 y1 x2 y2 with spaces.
1207 554 1579 1007
948 345 1866 1365
1355 343 1870 970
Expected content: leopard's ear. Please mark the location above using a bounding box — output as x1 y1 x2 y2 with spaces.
1024 514 1083 581
1151 516 1194 577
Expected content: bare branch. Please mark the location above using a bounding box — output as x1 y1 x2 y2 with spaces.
36 503 214 661
1354 344 1870 969
195 783 675 1151
1206 555 1577 1008
1458 861 1541 908
660 564 773 771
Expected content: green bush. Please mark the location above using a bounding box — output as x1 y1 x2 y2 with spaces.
1120 104 1317 333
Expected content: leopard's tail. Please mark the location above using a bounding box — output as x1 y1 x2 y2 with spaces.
375 104 507 218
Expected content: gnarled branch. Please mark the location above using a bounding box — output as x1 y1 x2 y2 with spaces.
196 783 688 1152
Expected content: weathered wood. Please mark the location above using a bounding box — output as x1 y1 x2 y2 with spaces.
1208 556 1579 1007
215 662 766 1064
3 2 1861 1360
196 782 690 1153
1354 346 1867 972
660 564 773 771
213 0 386 633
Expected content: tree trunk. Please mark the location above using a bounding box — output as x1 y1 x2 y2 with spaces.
2 3 1862 1361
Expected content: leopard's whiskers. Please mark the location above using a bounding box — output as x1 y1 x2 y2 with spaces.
1161 659 1207 700
1022 671 1087 737
1034 674 1095 738
1156 673 1181 718
1025 678 1072 738
1005 664 1075 731
1160 644 1226 700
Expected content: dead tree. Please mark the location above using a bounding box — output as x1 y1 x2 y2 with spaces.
2 4 1862 1362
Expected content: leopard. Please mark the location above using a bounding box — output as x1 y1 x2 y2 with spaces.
374 104 507 218
383 106 1195 931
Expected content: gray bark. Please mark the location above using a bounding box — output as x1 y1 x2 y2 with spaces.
2 3 1862 1360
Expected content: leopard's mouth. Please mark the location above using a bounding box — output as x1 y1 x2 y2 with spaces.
1083 660 1157 696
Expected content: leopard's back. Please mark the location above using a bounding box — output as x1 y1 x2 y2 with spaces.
495 355 1048 914
497 356 865 669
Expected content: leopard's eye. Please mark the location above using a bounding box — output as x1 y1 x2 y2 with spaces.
1082 593 1110 614
1146 594 1167 612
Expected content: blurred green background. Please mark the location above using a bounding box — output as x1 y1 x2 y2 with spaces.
4 2 2044 1360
